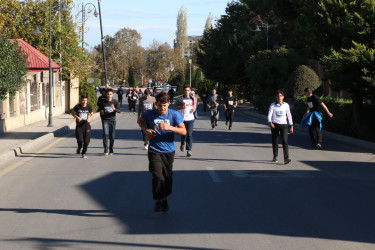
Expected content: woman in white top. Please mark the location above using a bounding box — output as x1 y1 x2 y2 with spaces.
267 90 294 164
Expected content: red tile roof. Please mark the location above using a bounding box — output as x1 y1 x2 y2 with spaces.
9 39 60 72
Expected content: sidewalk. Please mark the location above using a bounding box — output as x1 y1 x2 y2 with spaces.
236 104 375 153
0 113 98 165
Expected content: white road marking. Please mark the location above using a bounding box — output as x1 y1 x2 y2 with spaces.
206 167 222 183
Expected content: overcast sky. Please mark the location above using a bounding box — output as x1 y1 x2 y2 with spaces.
73 0 230 49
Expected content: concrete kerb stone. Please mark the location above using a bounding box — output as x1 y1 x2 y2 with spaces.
239 107 375 153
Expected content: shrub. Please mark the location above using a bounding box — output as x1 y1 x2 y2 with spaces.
285 65 321 98
79 78 98 111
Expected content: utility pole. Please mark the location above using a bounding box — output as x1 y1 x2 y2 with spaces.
98 0 108 86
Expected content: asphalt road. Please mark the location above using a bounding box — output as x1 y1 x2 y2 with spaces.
0 103 374 250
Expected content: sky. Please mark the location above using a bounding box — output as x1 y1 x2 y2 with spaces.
72 0 230 49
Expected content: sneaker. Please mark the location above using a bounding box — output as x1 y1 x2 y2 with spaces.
104 148 109 156
229 127 232 130
161 200 169 214
109 147 114 155
154 201 162 213
225 121 228 126
82 154 87 159
180 144 185 152
76 147 81 154
317 144 322 150
284 158 291 164
144 144 149 150
272 157 278 163
187 150 192 157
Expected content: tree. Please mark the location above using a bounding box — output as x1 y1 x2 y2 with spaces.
0 37 28 100
322 42 375 140
128 66 135 87
204 13 213 32
79 78 98 111
246 47 306 95
285 65 321 98
176 6 188 53
0 0 92 80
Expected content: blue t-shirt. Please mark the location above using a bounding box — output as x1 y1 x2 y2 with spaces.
141 109 184 153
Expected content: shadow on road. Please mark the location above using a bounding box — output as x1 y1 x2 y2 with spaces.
73 160 375 243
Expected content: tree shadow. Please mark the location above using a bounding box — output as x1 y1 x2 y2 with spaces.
76 160 375 243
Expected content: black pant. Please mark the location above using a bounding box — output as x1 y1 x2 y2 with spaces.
148 149 175 200
271 123 289 160
309 125 322 146
76 122 91 154
202 101 207 112
130 101 137 112
225 108 234 127
118 97 123 106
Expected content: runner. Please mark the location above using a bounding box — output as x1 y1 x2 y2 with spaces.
138 89 156 150
175 85 196 157
97 88 107 108
116 86 125 107
137 91 186 214
130 89 139 114
224 89 238 130
168 88 175 102
126 89 132 111
207 88 222 129
302 87 333 149
71 94 93 158
267 90 293 164
201 91 208 112
190 90 199 119
98 89 121 155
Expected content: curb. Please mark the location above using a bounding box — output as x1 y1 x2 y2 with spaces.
238 107 375 153
0 114 100 166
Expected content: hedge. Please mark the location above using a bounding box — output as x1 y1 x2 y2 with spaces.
255 95 375 142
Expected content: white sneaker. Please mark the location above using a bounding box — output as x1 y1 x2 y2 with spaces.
187 150 192 157
82 154 87 159
144 144 149 150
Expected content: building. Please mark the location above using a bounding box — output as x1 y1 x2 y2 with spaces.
0 39 79 133
174 35 202 57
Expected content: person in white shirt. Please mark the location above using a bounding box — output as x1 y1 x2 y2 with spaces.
267 90 294 164
174 85 196 157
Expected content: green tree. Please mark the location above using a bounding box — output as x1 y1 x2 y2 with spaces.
246 47 306 95
285 65 321 98
322 42 375 140
128 66 135 87
0 37 28 100
79 78 98 111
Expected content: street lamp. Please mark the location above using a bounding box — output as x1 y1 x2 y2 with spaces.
255 23 269 49
82 2 98 49
97 0 108 86
32 2 69 127
189 59 192 88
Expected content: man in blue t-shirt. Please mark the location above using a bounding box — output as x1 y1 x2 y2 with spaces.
137 91 186 214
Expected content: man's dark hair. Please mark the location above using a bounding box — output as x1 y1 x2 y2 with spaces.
106 88 114 93
212 88 217 91
183 84 190 90
156 91 170 104
228 89 233 92
101 88 106 93
304 87 312 94
275 89 284 96
144 89 151 95
81 94 88 99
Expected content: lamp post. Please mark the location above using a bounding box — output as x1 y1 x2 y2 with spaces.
82 2 98 49
255 23 269 49
97 0 108 86
32 2 69 127
189 59 192 87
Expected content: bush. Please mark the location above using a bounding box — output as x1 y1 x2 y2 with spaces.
254 94 375 142
79 78 98 112
285 65 321 98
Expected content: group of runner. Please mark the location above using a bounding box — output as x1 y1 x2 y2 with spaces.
71 86 333 213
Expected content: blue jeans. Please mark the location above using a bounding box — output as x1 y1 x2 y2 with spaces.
102 120 116 149
181 120 194 151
